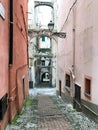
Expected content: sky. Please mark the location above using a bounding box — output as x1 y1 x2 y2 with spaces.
28 0 53 29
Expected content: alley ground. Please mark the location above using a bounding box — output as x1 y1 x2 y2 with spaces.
6 86 98 130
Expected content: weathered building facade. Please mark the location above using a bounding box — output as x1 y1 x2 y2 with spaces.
57 0 98 120
0 0 28 129
28 0 57 87
0 1 9 129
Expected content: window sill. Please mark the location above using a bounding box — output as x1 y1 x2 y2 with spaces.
85 93 91 99
65 86 70 93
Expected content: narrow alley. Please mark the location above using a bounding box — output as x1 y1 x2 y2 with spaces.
6 87 98 130
1 0 98 129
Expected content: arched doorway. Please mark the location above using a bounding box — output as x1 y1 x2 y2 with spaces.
41 72 50 82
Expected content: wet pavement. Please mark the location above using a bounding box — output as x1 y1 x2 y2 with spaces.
6 87 98 130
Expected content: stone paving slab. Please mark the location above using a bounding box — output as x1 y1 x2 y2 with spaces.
5 88 98 130
37 95 74 130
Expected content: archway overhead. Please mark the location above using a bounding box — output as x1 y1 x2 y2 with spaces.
28 29 56 41
34 52 53 58
28 29 66 42
34 1 53 8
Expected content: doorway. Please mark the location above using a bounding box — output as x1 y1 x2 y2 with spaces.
73 84 81 111
22 77 25 99
59 80 62 96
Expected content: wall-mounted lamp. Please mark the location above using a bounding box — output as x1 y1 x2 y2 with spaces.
28 21 66 40
48 20 54 32
48 20 66 38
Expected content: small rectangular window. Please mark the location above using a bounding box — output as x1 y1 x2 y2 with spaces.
42 36 45 41
42 60 45 66
85 77 91 99
22 77 25 99
65 74 70 92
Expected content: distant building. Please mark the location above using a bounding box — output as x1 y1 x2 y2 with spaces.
0 0 28 129
57 0 98 121
28 0 57 87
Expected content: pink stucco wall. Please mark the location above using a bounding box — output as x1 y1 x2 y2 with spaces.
57 0 98 105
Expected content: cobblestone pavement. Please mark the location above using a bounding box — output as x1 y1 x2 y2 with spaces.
5 87 98 130
37 95 74 130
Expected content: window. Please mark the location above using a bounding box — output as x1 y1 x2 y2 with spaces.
22 77 25 99
38 36 51 49
59 80 61 96
65 74 70 92
85 77 91 99
42 60 45 66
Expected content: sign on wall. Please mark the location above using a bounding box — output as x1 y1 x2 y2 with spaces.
0 2 5 20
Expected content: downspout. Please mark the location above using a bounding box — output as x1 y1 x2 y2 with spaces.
71 6 76 98
9 0 13 65
72 5 82 110
8 0 13 122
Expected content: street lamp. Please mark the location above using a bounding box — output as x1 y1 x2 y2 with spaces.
48 21 66 38
48 21 54 32
28 21 66 40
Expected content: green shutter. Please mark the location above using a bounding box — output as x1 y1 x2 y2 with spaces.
42 36 45 41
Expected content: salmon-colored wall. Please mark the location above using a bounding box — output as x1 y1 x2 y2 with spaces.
0 0 9 98
9 0 29 122
0 0 9 129
0 0 29 129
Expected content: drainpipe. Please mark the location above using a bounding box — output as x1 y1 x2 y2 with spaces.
9 0 13 65
71 6 76 98
8 0 14 123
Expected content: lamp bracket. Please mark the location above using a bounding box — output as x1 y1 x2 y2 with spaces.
52 32 66 38
28 29 66 41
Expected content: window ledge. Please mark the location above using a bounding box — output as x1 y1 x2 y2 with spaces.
85 93 91 99
65 86 70 92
